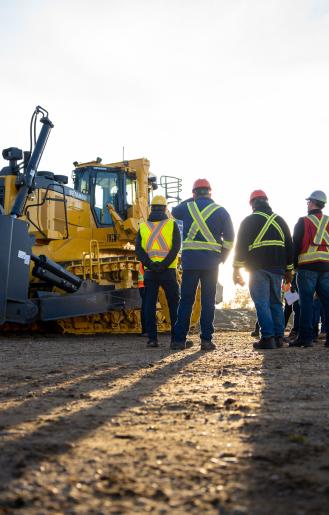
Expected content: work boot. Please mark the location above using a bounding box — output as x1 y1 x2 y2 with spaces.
287 329 298 340
289 338 313 348
253 337 276 350
147 339 159 348
170 340 186 351
275 336 284 348
324 340 329 347
170 338 194 350
250 329 260 337
201 339 216 351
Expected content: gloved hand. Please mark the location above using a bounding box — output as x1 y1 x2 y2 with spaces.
284 270 294 285
233 268 245 286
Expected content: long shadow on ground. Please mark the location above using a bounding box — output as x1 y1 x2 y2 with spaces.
242 343 329 515
0 337 202 508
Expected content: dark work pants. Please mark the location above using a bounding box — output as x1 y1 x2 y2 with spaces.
144 269 180 341
284 301 292 328
139 287 147 334
292 300 300 332
174 268 218 342
297 270 329 343
284 300 300 332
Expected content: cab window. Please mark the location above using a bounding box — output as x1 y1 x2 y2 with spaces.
126 176 136 206
94 171 118 225
74 170 90 194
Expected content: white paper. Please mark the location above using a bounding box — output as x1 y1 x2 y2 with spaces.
284 290 299 305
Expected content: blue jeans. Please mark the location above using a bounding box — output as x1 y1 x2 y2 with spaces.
144 269 180 340
249 269 284 338
320 303 326 333
297 270 329 343
313 297 321 337
174 268 218 342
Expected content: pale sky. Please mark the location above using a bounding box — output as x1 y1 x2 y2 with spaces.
1 0 328 296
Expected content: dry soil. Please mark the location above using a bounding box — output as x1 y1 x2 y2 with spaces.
0 330 329 514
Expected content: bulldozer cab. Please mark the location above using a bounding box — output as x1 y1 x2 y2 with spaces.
73 165 127 226
73 158 155 228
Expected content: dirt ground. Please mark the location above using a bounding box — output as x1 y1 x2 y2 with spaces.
1 325 329 514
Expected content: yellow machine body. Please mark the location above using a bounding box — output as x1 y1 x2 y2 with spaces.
0 157 200 334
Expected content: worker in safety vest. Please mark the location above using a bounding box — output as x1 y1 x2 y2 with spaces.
135 195 181 348
171 179 234 351
290 190 329 348
233 190 293 350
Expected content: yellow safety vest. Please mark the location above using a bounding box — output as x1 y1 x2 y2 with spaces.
248 211 285 251
298 214 329 265
182 202 230 253
140 219 178 269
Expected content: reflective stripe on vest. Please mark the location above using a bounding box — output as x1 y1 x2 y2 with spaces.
182 202 222 253
140 219 178 268
248 212 285 251
309 214 329 245
298 214 329 264
145 220 169 258
138 262 144 288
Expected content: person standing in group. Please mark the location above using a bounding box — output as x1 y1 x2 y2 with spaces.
233 190 293 350
290 190 329 348
171 179 234 351
135 195 181 348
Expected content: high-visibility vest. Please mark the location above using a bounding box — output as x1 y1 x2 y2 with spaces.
248 211 285 251
298 213 329 265
138 262 145 288
140 219 178 269
182 201 228 253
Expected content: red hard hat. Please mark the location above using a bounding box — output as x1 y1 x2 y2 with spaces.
192 178 212 192
249 189 268 205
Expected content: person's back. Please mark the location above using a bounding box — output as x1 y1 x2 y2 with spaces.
171 179 234 351
172 195 234 270
293 192 329 273
234 199 293 273
291 190 329 348
135 195 181 348
233 190 293 350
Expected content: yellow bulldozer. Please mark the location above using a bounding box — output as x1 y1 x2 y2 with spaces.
0 106 199 335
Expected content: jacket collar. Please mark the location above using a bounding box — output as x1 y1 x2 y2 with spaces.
148 211 168 222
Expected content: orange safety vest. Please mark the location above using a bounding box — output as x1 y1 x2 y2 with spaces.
138 262 145 288
140 219 178 269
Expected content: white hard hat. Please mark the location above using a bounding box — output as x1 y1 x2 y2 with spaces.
306 190 327 204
